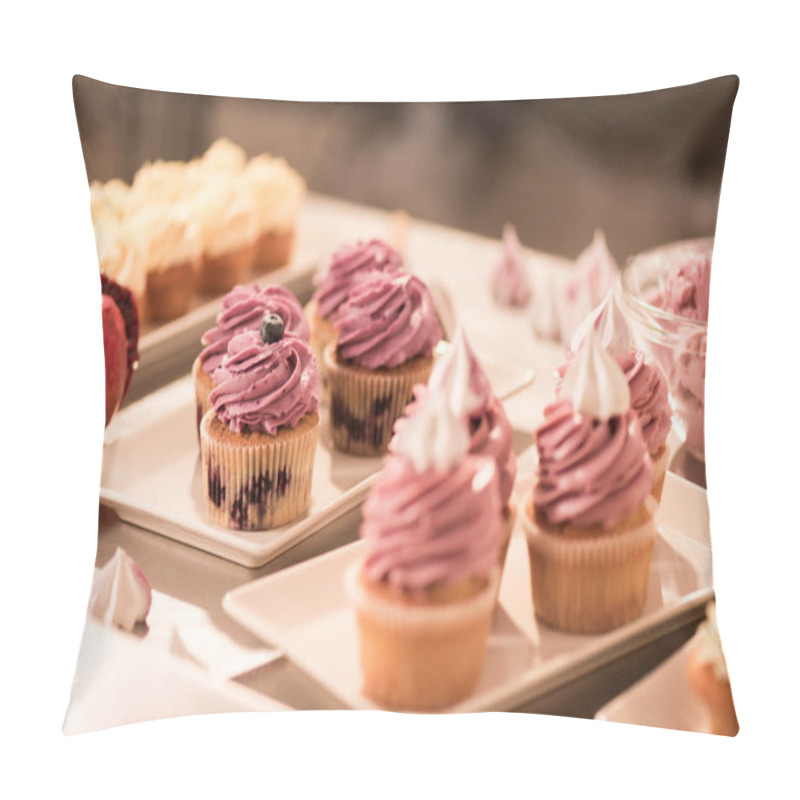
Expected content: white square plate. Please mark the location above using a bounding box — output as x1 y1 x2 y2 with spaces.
222 469 714 712
100 355 533 568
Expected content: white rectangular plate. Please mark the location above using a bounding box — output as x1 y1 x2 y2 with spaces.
222 470 713 712
594 639 709 733
100 357 533 569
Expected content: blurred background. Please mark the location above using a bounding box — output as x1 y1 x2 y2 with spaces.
73 74 737 265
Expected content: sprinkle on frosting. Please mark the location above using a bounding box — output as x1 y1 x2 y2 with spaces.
334 270 442 369
312 239 405 320
210 330 319 435
199 285 309 374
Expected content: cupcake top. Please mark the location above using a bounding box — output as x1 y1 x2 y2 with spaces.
491 223 531 308
312 239 404 320
562 290 672 455
242 154 306 232
393 329 516 507
199 285 310 374
361 393 501 594
334 270 442 369
534 328 653 530
209 326 319 435
691 601 729 680
201 137 248 175
124 201 201 272
651 249 711 322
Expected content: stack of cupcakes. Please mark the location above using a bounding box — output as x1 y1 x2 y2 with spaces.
345 392 503 710
199 311 320 531
521 327 657 634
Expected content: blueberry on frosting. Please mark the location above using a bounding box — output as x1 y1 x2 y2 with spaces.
260 312 285 344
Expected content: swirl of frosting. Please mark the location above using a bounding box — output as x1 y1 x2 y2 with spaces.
651 250 711 322
312 239 404 319
361 455 500 592
334 271 442 369
393 330 516 505
199 285 310 374
209 330 319 435
615 350 672 454
533 399 653 530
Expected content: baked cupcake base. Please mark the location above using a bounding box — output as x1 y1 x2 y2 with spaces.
345 561 499 711
650 444 670 503
521 497 657 634
324 345 434 457
253 228 295 273
145 260 196 321
197 240 258 294
200 409 320 530
192 356 214 439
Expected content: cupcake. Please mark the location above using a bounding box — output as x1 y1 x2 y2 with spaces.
563 289 673 502
345 393 502 710
391 328 517 571
192 284 310 434
307 239 404 390
242 154 306 274
523 327 657 634
190 173 260 294
686 602 739 736
199 321 320 531
324 269 442 456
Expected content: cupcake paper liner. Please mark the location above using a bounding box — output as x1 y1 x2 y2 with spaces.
650 444 670 503
197 239 258 294
253 228 294 273
324 345 434 457
200 410 319 531
521 500 657 634
145 259 197 321
345 560 499 711
192 356 214 441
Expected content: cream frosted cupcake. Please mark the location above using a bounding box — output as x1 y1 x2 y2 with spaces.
126 201 202 321
324 269 442 456
242 154 305 274
308 239 405 389
391 328 518 572
192 284 310 435
345 393 502 710
200 322 320 530
523 327 657 634
687 601 739 736
563 289 673 503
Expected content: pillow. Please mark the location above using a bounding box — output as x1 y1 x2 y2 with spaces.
65 74 738 738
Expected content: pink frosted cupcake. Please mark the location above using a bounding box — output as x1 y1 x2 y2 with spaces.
192 284 309 435
563 289 673 502
307 239 404 388
345 393 502 710
523 327 657 634
324 269 442 456
200 322 320 530
392 328 517 570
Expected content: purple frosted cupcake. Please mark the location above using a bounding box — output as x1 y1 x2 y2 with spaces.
324 269 442 456
307 239 404 393
193 284 309 436
199 319 320 531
